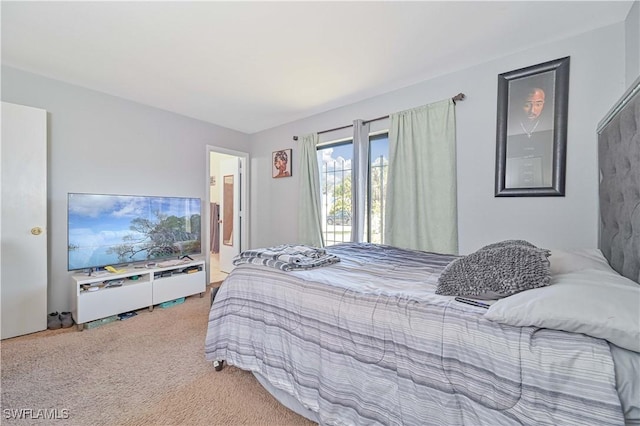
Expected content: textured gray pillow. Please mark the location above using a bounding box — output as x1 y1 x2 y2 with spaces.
435 245 551 300
479 239 536 251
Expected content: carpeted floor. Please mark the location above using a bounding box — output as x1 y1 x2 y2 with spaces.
0 288 316 426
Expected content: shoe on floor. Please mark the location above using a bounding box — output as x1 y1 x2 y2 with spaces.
48 312 62 329
117 311 137 320
59 312 74 328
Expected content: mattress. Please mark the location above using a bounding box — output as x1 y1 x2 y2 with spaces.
205 243 625 425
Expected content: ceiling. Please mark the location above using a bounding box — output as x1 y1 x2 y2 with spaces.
1 1 633 134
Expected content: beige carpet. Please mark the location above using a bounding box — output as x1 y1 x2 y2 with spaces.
0 289 316 426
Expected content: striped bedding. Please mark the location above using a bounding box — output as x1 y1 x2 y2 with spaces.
205 243 624 425
232 244 340 271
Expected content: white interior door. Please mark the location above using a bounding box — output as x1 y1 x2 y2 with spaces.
1 102 48 339
218 157 240 273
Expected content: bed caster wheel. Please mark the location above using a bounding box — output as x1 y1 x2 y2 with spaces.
214 360 224 371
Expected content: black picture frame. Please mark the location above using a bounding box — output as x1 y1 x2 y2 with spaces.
495 57 570 197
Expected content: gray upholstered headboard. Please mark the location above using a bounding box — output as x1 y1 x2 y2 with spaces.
597 76 640 284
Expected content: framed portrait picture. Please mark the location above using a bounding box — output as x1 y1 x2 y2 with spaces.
272 149 292 178
495 56 570 197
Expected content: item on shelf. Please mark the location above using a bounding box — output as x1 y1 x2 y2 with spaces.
104 265 126 274
157 259 183 268
104 279 124 288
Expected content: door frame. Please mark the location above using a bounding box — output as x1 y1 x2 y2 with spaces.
205 145 250 278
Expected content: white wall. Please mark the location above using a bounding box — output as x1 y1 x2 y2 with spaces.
626 0 640 86
1 66 250 313
249 23 627 254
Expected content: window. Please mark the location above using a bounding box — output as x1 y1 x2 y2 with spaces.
318 140 353 246
317 133 389 246
367 133 389 244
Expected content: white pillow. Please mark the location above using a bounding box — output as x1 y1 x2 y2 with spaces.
548 248 612 275
484 268 640 352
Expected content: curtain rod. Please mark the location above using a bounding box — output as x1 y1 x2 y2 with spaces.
293 93 465 141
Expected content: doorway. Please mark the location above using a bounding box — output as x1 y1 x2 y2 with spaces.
206 146 249 285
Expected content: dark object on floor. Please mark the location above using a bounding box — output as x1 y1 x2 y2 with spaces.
59 312 74 328
210 286 220 306
47 312 61 330
118 312 138 320
159 298 185 308
85 315 118 329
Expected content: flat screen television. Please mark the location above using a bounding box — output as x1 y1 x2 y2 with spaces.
67 193 201 271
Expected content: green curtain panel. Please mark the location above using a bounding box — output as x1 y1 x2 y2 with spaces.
297 133 324 247
384 99 459 254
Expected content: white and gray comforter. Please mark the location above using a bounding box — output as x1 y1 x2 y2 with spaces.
205 243 625 425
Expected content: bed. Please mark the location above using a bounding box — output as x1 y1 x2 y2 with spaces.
204 77 640 426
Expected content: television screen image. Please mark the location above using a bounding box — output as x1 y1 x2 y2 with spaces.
68 193 201 271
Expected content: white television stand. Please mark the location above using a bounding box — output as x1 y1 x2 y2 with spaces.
70 258 206 331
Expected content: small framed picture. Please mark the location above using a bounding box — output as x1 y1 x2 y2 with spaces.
495 56 570 197
272 149 292 178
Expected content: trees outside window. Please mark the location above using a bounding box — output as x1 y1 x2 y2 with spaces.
317 133 388 246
